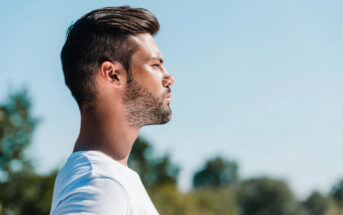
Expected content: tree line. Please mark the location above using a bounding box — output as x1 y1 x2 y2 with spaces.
1 90 343 215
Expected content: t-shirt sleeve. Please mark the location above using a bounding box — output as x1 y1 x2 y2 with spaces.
52 176 133 215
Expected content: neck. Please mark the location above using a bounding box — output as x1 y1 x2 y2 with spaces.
73 106 139 167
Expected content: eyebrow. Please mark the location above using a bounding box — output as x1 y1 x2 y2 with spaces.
151 57 164 64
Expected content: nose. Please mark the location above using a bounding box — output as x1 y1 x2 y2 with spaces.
162 69 175 88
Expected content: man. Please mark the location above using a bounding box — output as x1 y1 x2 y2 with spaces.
50 6 174 215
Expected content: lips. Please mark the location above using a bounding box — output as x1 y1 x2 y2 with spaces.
164 94 172 99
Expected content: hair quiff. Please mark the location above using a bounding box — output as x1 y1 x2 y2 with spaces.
61 6 160 111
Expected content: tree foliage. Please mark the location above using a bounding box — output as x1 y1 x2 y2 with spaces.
0 90 38 180
193 156 239 189
0 171 57 215
149 185 239 215
330 179 343 205
190 187 239 215
128 136 180 187
238 177 300 215
0 90 56 215
303 191 329 215
148 184 201 215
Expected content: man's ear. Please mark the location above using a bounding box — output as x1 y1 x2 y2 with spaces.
99 61 126 87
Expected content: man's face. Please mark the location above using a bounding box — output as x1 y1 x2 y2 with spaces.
122 33 175 127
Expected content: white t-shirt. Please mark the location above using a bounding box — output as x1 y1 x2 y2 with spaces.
50 151 159 215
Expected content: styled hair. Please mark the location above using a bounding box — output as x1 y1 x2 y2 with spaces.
61 6 160 111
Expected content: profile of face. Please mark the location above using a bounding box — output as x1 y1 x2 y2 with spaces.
122 33 175 128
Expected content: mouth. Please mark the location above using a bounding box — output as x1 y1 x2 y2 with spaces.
164 94 172 99
164 94 171 104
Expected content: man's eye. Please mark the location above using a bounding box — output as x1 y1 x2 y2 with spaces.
152 64 160 67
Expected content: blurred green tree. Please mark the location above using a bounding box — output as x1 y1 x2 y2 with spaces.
0 89 56 215
303 191 329 215
0 171 57 215
190 187 239 215
237 177 301 215
127 137 152 182
0 89 38 181
330 179 343 205
148 183 201 215
192 156 239 189
128 136 179 187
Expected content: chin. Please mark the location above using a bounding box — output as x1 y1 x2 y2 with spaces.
162 112 172 124
146 109 172 126
157 109 172 125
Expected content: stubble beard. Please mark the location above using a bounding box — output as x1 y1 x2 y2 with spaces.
122 79 172 128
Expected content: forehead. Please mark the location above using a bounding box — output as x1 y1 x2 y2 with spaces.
131 33 162 62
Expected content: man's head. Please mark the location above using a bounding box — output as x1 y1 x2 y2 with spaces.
61 6 174 127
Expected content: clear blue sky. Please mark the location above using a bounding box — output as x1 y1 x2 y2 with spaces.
1 0 343 199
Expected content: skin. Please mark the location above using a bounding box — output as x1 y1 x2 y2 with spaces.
73 33 175 167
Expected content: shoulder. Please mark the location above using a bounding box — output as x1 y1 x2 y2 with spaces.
52 175 133 215
50 151 134 215
55 151 129 187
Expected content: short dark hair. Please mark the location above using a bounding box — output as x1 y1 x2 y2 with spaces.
61 6 159 111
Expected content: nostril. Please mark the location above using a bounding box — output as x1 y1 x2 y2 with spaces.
162 78 171 87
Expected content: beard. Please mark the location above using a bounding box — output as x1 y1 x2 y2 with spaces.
122 78 172 128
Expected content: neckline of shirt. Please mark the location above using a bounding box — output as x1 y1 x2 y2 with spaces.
70 150 138 175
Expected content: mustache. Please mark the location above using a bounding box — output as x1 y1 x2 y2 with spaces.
163 87 171 97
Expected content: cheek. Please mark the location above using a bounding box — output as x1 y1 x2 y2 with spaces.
149 75 164 95
141 67 164 94
133 64 164 95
